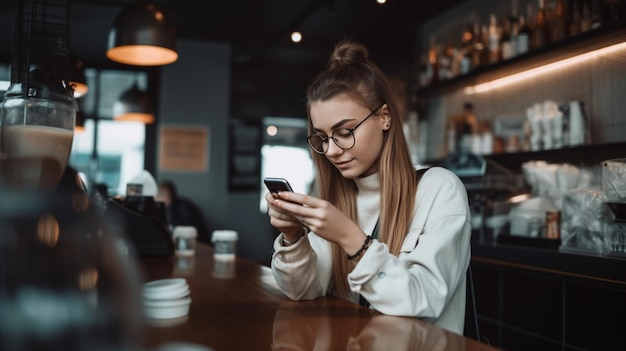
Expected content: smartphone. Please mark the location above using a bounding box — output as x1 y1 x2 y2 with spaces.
263 177 294 194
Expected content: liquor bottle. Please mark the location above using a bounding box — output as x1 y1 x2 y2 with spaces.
569 0 582 37
439 38 453 81
517 14 531 55
460 23 474 75
509 0 520 58
500 16 515 60
427 36 440 85
418 54 431 88
488 14 501 64
591 0 602 29
581 0 593 32
533 0 550 49
549 0 568 42
525 2 537 49
471 23 486 69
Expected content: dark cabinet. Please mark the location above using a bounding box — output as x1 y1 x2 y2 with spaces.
472 243 626 350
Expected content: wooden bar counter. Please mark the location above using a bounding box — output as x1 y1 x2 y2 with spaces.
138 244 500 351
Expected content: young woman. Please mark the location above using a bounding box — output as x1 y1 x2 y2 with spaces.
265 40 471 334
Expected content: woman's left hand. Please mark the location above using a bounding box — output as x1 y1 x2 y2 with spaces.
271 192 367 254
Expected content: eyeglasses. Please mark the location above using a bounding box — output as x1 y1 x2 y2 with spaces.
306 104 384 155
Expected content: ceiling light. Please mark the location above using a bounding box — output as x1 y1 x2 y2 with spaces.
107 1 178 66
291 31 302 43
113 83 154 124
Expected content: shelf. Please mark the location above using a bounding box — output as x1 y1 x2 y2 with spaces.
416 20 626 97
472 241 626 286
484 141 626 173
425 142 626 174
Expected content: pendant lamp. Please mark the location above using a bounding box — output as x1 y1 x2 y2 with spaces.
113 82 155 124
107 1 178 66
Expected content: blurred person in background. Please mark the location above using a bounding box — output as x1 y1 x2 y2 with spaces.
156 180 211 243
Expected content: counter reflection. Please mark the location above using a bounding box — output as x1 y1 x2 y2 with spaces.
272 300 465 351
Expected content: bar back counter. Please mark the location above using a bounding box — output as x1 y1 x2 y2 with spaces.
458 143 626 350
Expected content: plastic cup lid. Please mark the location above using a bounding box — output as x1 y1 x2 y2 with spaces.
211 230 238 242
143 278 187 297
173 226 198 239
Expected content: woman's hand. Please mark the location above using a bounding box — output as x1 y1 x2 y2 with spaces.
265 191 306 242
267 191 367 254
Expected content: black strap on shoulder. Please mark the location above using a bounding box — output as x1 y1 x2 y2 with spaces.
359 167 431 308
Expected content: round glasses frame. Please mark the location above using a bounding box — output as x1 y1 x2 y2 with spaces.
306 104 384 155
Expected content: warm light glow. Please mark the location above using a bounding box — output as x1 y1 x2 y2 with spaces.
266 125 278 136
37 214 59 247
508 193 532 203
291 31 302 43
78 267 99 291
377 0 387 4
107 45 178 66
75 125 86 133
465 42 626 94
114 112 155 124
70 82 89 98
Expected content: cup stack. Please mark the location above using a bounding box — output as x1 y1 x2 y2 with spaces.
142 278 191 320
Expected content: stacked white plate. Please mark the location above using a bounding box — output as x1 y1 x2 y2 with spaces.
143 278 191 320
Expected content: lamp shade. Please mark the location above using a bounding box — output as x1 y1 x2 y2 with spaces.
106 1 177 66
113 83 154 124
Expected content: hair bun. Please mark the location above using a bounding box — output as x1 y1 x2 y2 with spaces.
328 40 369 69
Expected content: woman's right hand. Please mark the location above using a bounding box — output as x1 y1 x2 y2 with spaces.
265 192 305 241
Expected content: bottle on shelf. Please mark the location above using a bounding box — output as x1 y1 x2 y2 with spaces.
580 0 593 32
500 15 516 60
533 0 550 49
569 0 582 37
517 14 531 55
471 23 487 70
549 0 568 43
439 38 453 81
460 23 474 75
488 13 501 64
427 36 440 85
525 2 537 49
591 0 603 29
417 54 431 88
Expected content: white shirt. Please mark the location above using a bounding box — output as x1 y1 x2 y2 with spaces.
271 167 472 334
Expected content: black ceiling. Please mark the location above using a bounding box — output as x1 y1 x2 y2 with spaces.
0 0 465 117
0 0 465 69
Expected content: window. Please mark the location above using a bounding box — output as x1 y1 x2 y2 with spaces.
69 68 150 196
259 117 315 213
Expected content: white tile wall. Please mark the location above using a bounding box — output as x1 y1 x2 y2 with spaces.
423 48 626 160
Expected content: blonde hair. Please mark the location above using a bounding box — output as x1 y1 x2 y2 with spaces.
305 40 418 299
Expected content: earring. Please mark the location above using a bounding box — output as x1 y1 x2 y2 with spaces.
385 123 390 129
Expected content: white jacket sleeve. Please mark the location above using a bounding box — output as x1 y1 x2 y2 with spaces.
271 232 333 300
347 167 471 332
